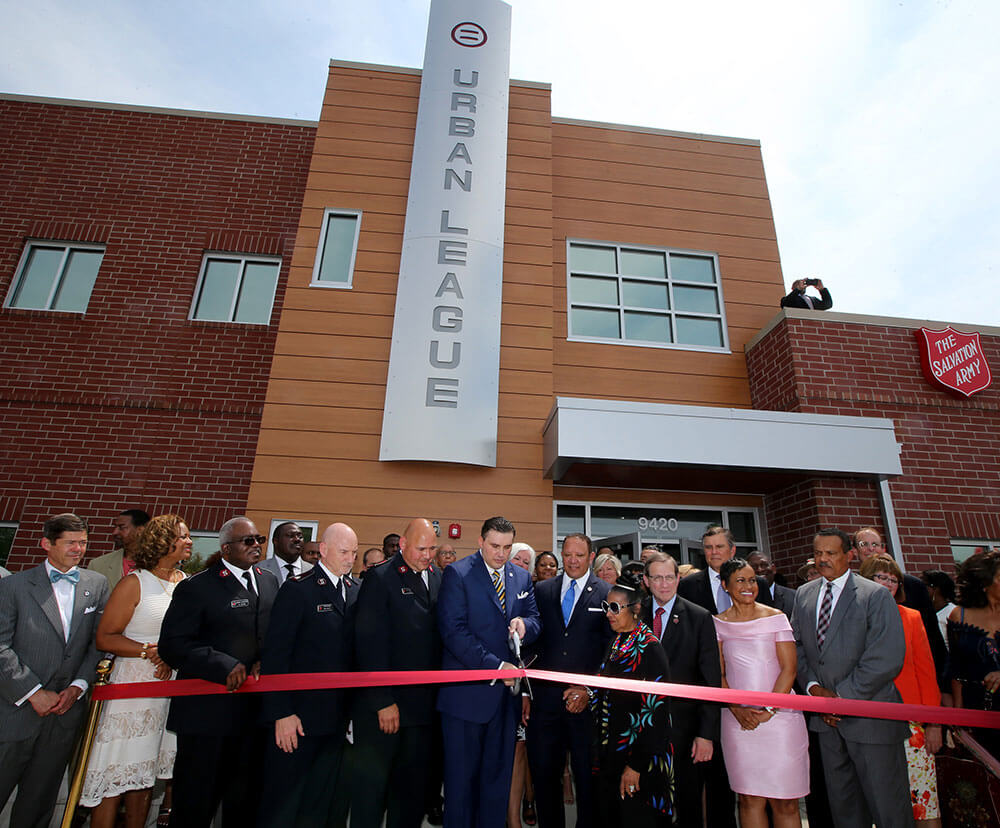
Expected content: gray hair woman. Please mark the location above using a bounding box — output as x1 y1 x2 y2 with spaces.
593 552 622 586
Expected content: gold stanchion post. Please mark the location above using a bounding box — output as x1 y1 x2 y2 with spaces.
60 655 114 828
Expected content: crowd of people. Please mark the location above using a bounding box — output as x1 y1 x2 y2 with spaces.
0 510 996 828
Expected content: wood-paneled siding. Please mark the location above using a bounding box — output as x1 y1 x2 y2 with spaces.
246 64 557 554
246 62 788 555
551 120 786 408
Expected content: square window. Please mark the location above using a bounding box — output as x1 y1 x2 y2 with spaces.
675 316 724 348
5 242 104 313
624 311 671 343
190 254 280 324
572 307 620 339
570 275 618 305
312 209 362 288
568 244 616 274
567 240 728 352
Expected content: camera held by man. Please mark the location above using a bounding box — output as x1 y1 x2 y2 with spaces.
780 277 832 310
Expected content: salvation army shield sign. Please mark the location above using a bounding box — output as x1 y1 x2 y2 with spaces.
915 327 992 397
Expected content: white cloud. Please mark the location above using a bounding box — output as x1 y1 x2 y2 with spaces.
1 0 997 325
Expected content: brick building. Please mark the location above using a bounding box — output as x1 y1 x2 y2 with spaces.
747 309 1000 575
2 7 996 580
0 94 315 568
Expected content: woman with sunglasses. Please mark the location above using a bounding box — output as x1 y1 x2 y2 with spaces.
859 554 942 828
591 573 674 827
80 514 191 828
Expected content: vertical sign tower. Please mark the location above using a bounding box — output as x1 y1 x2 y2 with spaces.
379 0 512 466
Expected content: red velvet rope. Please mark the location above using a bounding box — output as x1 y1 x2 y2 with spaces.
91 667 1000 729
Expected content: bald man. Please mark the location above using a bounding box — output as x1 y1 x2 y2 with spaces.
351 519 443 828
258 523 360 827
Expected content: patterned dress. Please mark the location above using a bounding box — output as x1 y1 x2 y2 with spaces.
80 569 182 806
592 621 674 825
948 609 1000 758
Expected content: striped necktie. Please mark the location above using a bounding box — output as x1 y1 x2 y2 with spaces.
817 581 833 647
492 569 506 613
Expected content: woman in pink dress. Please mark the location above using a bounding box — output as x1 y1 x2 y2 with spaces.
713 558 809 828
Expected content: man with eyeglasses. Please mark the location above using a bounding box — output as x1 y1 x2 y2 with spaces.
853 526 949 697
525 533 611 828
159 516 279 827
641 552 720 828
259 520 312 585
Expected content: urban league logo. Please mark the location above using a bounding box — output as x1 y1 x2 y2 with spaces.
915 326 992 398
451 21 487 47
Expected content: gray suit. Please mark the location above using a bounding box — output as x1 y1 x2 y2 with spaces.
258 555 312 586
791 572 913 828
0 564 109 827
772 582 796 617
87 548 125 590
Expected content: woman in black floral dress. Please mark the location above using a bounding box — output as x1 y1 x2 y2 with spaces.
948 549 1000 758
591 576 674 826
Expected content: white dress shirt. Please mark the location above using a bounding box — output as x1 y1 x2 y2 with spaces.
650 595 678 640
814 569 851 626
16 562 90 707
559 573 589 619
222 557 258 593
806 568 852 693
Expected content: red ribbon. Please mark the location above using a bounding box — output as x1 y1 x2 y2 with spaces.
91 667 1000 730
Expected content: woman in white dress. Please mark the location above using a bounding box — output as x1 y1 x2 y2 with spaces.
81 514 191 828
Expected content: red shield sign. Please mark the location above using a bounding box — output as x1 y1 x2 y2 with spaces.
915 327 992 397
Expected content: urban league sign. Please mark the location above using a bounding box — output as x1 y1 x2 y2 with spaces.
915 326 992 397
380 0 512 466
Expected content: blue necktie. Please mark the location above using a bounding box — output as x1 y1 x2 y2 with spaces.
50 569 80 585
562 579 576 626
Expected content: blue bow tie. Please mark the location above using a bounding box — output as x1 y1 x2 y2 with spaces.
50 569 80 585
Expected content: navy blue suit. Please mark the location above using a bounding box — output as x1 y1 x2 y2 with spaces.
436 552 540 828
257 564 359 827
526 573 611 828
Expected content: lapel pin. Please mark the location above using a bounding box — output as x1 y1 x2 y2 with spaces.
673 616 680 624
83 590 90 597
317 577 327 585
219 569 229 578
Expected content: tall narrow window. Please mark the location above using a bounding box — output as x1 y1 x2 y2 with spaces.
5 242 104 312
566 240 729 351
311 209 362 288
190 254 280 324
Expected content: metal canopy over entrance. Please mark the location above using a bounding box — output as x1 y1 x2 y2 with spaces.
543 397 902 484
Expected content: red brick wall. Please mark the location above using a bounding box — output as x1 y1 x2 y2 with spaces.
749 314 1000 576
0 98 315 568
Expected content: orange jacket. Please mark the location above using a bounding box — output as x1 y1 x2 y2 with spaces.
893 604 941 707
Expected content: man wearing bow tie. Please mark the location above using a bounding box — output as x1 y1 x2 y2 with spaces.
436 516 540 828
0 513 110 828
642 552 721 828
525 533 611 828
158 516 279 827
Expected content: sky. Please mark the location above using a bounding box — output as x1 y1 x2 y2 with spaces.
2 0 998 327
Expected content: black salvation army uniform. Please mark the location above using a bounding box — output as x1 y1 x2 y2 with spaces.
158 559 278 828
257 563 360 828
350 551 443 828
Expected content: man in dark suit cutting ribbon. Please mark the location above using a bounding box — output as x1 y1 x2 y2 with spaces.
436 516 540 828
